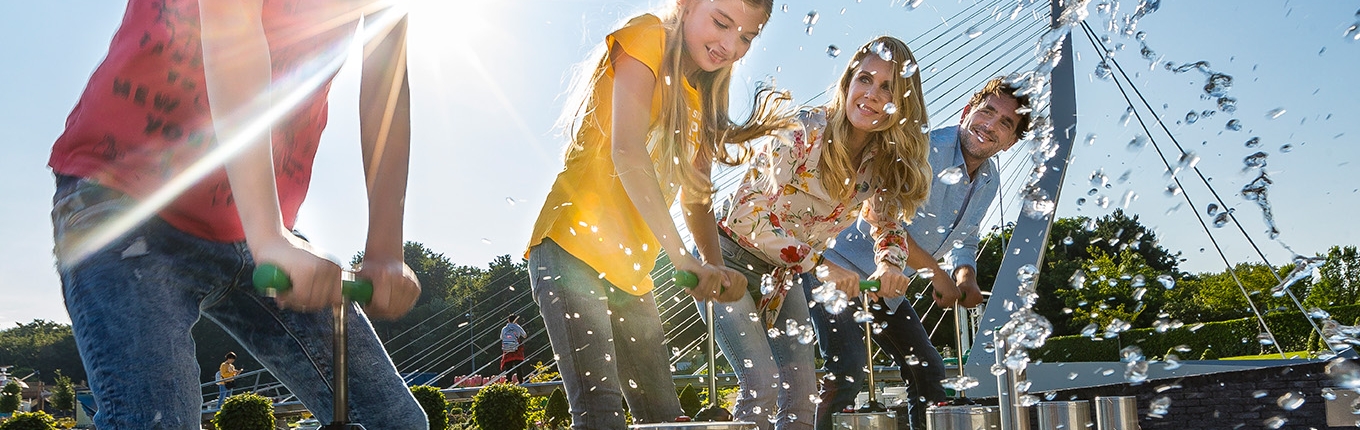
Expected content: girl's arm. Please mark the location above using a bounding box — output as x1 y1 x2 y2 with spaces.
356 9 419 320
199 0 342 312
610 50 723 301
682 169 747 303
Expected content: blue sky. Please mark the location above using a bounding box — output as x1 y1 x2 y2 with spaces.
1 0 1356 327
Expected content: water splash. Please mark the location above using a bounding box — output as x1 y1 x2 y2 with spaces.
1240 172 1281 239
1243 151 1268 169
1245 136 1261 148
1225 119 1243 131
1270 256 1324 297
938 166 965 185
1148 395 1171 418
826 45 841 58
1276 391 1305 411
803 11 819 35
1204 73 1233 97
1216 96 1237 113
1184 111 1199 124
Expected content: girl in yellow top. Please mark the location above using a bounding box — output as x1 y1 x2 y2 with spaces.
706 36 934 429
525 0 788 427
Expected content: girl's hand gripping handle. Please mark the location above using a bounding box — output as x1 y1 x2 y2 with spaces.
254 263 374 305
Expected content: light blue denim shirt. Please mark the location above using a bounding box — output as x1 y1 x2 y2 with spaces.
823 125 999 309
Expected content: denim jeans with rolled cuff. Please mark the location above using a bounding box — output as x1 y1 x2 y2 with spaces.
528 239 683 430
51 175 427 430
803 251 948 430
696 232 817 430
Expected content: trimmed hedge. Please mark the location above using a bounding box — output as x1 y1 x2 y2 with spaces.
211 392 274 430
411 385 449 430
471 383 529 430
1034 304 1360 362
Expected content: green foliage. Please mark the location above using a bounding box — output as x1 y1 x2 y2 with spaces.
977 210 1183 336
1306 245 1360 308
411 385 449 430
50 370 75 417
0 320 83 385
1058 247 1165 332
1035 304 1360 362
678 384 702 418
545 388 570 428
1166 262 1298 323
211 392 275 430
0 381 21 414
471 383 529 430
0 411 56 430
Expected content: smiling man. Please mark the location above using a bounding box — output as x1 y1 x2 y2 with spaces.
807 76 1030 430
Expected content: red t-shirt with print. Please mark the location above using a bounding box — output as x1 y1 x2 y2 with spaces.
49 0 367 242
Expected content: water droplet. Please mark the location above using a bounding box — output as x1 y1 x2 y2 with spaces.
1081 323 1099 338
481 238 492 244
1127 135 1147 151
1204 73 1233 97
1257 332 1275 346
1016 264 1039 283
1323 387 1338 400
888 60 916 81
629 379 638 388
883 103 898 115
767 328 781 338
826 45 840 58
1062 236 1074 245
1085 133 1097 146
1276 392 1305 410
1094 61 1112 80
1213 212 1229 228
938 166 965 185
1148 396 1171 417
1217 97 1237 113
1163 354 1182 370
505 197 517 205
1226 119 1242 131
1266 108 1286 119
1245 136 1261 148
1119 107 1135 126
1264 416 1287 429
1243 151 1268 169
965 24 984 38
803 11 819 35
1280 143 1294 153
1156 274 1175 289
1184 111 1199 124
781 4 788 13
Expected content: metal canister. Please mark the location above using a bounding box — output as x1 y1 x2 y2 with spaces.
1094 396 1139 430
926 405 1000 430
629 422 758 430
832 410 897 430
1035 401 1090 429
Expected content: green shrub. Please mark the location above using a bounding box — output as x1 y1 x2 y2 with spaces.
545 387 570 428
411 385 449 430
678 384 702 418
471 383 529 430
0 411 56 430
211 392 274 430
0 382 21 414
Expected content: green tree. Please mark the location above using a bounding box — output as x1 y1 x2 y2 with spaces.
976 210 1182 336
1306 245 1360 308
50 370 75 419
0 321 83 384
1167 262 1296 323
0 381 21 414
1058 247 1166 333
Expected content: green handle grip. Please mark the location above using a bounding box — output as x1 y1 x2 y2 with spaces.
253 263 373 305
673 270 879 292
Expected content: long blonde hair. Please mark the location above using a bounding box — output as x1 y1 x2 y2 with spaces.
821 36 931 220
556 0 790 202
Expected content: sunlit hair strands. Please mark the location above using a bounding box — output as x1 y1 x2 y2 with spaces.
823 36 931 221
555 0 788 204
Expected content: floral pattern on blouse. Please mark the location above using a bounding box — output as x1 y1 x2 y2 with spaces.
719 108 911 274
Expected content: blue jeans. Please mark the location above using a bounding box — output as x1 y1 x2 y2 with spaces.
528 239 682 430
216 383 230 409
52 175 427 430
804 254 947 430
702 233 816 430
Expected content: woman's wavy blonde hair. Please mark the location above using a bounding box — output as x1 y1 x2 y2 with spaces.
821 36 931 221
557 0 793 204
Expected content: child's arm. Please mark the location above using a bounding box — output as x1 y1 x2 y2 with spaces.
610 51 725 301
199 0 343 312
355 9 420 320
682 179 748 303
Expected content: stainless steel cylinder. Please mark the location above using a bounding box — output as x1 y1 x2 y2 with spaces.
1094 396 1139 430
629 422 758 430
1035 401 1090 430
833 411 897 430
926 405 1000 430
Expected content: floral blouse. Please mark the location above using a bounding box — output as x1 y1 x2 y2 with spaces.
719 108 911 275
